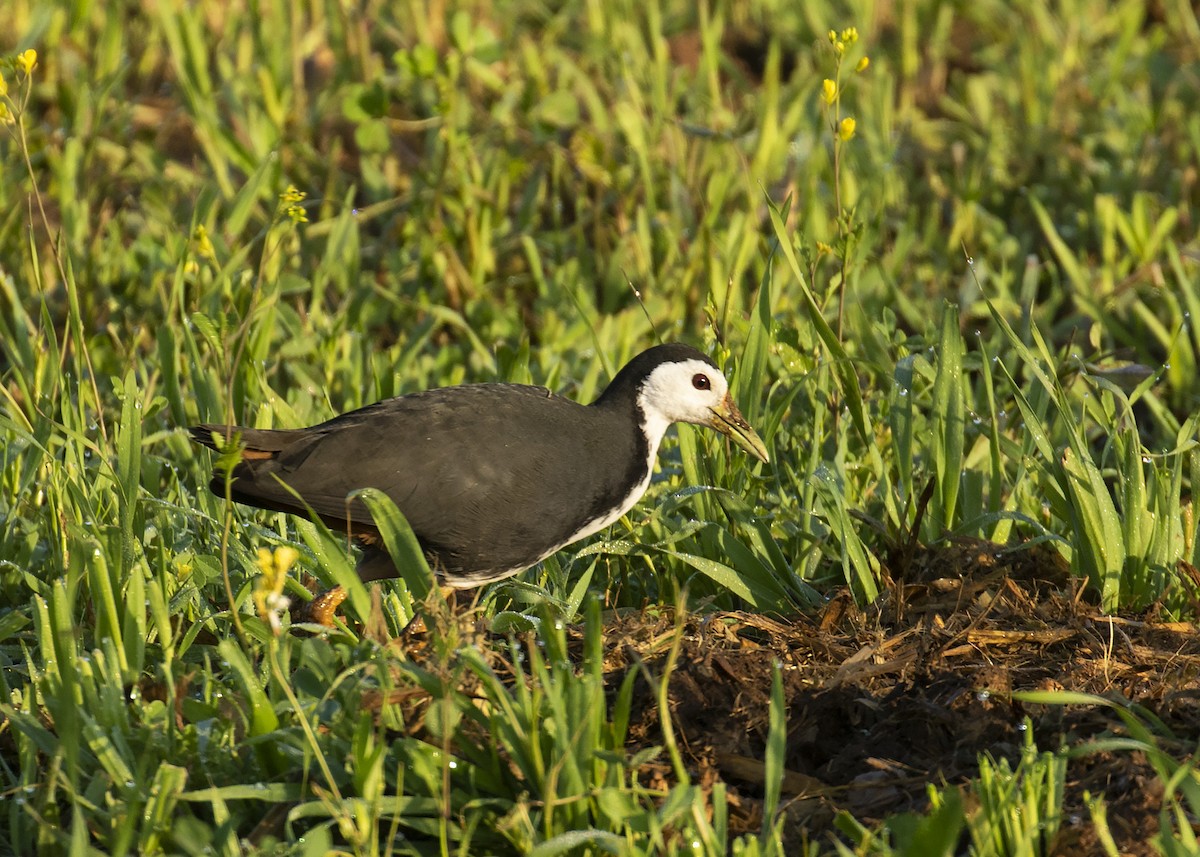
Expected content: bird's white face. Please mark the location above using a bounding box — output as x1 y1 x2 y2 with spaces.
637 358 730 428
636 356 770 464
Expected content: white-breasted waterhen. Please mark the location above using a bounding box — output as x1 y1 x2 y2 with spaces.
190 343 769 621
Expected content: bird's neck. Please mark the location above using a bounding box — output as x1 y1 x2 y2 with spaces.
636 404 671 464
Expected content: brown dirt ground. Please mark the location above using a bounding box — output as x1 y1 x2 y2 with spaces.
386 538 1200 854
586 540 1200 855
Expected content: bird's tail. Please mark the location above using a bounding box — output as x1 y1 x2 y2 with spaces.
188 424 298 459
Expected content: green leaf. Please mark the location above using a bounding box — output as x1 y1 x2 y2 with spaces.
181 783 302 802
762 665 786 833
355 487 435 603
528 830 624 856
531 91 581 129
216 639 279 739
930 302 965 534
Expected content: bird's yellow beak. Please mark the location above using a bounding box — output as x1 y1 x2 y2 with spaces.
709 393 770 464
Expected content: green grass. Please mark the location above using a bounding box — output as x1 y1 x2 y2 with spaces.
3 0 1200 853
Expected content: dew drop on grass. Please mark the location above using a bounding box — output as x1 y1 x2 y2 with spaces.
448 760 458 769
1017 721 1028 732
976 690 990 701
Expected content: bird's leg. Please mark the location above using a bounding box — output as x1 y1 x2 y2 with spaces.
303 583 459 631
306 585 348 627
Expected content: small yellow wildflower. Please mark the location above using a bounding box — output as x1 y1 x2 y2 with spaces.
821 78 837 104
816 241 834 256
0 72 7 97
192 224 216 260
840 27 859 45
254 545 298 634
280 185 308 223
827 30 838 45
838 117 857 141
280 184 305 205
834 40 845 57
16 49 37 77
856 56 870 73
0 103 9 125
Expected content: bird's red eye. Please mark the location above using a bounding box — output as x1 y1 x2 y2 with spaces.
692 374 711 390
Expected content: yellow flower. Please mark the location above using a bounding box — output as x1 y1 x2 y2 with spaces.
279 184 305 205
0 103 9 125
16 49 37 77
176 556 194 579
841 27 859 45
0 72 7 97
821 78 837 104
834 40 845 57
255 545 298 584
838 117 857 141
827 29 838 45
816 241 834 256
856 56 870 73
280 185 309 223
254 545 298 633
192 224 216 260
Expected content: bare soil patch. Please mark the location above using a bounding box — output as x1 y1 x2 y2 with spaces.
593 541 1200 854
